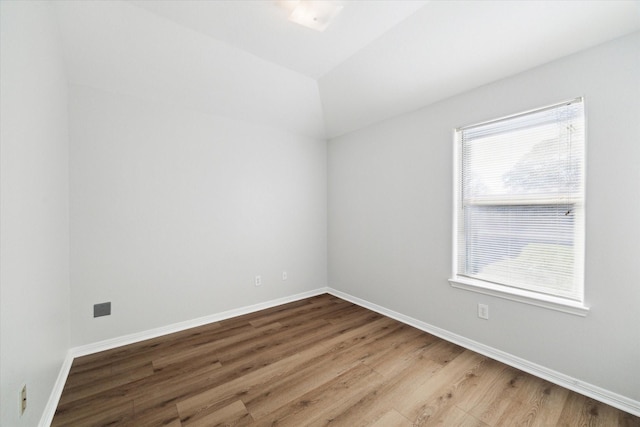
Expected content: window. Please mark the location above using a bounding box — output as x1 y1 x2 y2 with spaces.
450 98 588 315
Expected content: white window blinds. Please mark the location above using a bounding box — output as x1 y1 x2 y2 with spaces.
456 98 585 301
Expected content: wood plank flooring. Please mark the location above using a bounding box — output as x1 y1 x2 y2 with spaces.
52 294 639 426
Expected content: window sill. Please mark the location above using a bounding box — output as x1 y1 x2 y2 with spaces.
449 277 590 317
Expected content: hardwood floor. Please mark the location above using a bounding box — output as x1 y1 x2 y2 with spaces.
52 294 639 426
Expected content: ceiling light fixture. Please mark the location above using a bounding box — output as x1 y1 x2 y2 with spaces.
288 1 343 32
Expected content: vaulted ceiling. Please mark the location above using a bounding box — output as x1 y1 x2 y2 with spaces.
54 1 640 138
127 0 430 79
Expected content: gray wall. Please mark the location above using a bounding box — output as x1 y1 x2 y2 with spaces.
0 2 71 426
328 32 640 401
69 85 327 346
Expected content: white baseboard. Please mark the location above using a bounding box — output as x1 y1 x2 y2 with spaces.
39 287 329 426
327 287 640 418
40 286 638 424
39 350 74 427
70 287 329 358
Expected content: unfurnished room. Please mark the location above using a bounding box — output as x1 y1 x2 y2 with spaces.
1 1 639 426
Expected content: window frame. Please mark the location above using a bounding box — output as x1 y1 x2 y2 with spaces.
449 99 589 316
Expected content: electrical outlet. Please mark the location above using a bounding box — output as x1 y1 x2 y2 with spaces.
255 275 262 287
20 384 26 415
282 271 287 280
478 303 489 320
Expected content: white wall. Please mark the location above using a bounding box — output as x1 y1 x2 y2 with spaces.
0 2 70 426
69 85 327 346
328 33 640 402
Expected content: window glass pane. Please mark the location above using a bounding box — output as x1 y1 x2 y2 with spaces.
455 99 584 302
463 123 582 199
463 205 578 299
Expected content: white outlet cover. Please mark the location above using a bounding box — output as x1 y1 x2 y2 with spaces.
20 384 26 415
478 303 489 320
